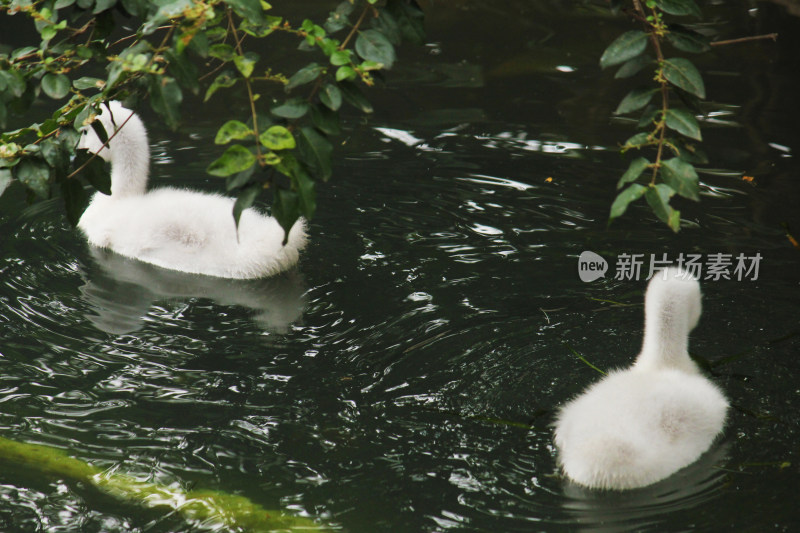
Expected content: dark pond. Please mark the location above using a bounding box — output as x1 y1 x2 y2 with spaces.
1 0 799 531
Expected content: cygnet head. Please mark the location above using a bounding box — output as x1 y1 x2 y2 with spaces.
78 101 150 197
635 266 702 373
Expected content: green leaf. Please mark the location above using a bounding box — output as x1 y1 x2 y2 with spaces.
15 159 51 199
215 120 253 145
674 141 708 165
623 132 651 149
83 155 111 195
41 138 68 171
662 57 705 98
665 108 702 140
324 1 354 33
11 46 38 61
667 208 681 232
293 166 316 220
226 163 255 191
656 0 702 17
637 105 659 128
186 29 209 56
615 54 653 79
164 49 200 95
149 76 183 129
60 178 89 226
204 70 237 102
600 31 648 69
372 8 401 45
0 169 12 198
90 117 109 146
41 73 71 99
661 157 700 200
355 29 396 69
225 0 266 25
320 83 342 111
286 62 324 90
73 76 104 90
142 0 192 34
240 15 282 38
335 66 356 82
674 86 703 115
644 183 677 228
615 87 658 115
272 187 301 243
609 183 646 220
259 125 295 150
270 98 309 119
329 50 351 66
207 145 256 177
209 43 235 61
72 149 111 195
617 157 650 189
0 70 26 98
40 25 57 42
338 81 373 113
386 0 425 46
92 0 116 14
232 183 260 229
297 127 333 181
233 51 259 79
310 104 341 136
666 26 710 53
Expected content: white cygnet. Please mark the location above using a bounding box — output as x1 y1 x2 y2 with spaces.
76 101 307 279
553 267 729 490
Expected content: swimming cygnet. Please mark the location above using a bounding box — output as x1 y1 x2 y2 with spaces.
76 101 307 279
553 267 729 490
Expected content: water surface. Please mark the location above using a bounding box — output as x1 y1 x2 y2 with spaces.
1 1 799 531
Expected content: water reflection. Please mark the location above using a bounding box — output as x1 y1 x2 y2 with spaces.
560 443 730 531
80 247 306 334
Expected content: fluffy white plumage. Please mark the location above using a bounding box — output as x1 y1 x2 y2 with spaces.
553 267 729 490
77 101 307 279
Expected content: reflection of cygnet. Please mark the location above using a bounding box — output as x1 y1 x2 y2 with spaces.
81 247 306 334
77 101 307 279
554 267 728 490
561 442 730 529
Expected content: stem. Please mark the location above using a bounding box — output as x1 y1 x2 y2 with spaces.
66 103 136 180
632 1 669 185
711 33 778 47
340 4 370 50
109 25 173 49
227 8 262 163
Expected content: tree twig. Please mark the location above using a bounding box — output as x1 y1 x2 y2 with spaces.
340 4 370 50
711 33 778 47
227 8 262 163
66 104 136 180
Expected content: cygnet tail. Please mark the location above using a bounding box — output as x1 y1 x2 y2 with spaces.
561 435 652 490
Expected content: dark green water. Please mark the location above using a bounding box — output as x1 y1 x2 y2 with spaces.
1 1 799 531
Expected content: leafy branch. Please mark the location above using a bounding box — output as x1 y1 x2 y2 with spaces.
0 0 425 238
604 0 711 232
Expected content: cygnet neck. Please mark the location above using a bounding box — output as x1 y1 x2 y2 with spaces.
635 277 700 373
106 109 150 198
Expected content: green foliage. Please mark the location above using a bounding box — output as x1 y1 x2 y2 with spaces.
0 435 328 531
604 0 710 232
0 0 425 239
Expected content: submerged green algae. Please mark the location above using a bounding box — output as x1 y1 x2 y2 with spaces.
0 435 327 531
